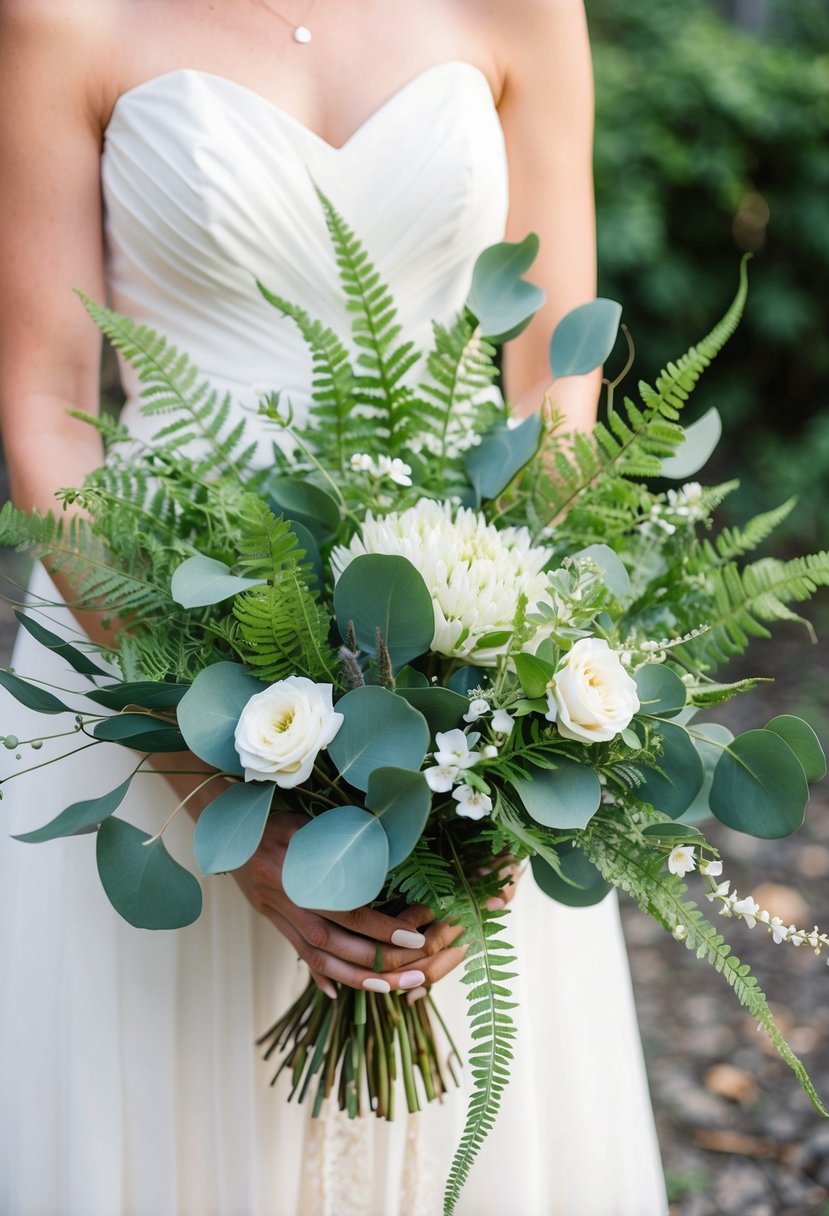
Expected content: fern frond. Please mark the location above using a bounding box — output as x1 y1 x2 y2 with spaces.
233 568 337 684
420 318 500 476
704 497 798 564
386 839 456 912
584 820 828 1116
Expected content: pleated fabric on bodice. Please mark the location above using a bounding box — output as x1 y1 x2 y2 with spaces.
102 63 509 461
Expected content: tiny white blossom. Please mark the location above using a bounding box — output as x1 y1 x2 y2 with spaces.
789 927 805 946
667 845 696 877
350 453 376 473
463 698 490 724
424 764 460 793
770 917 790 944
732 896 761 928
672 924 688 942
808 930 820 950
699 859 723 877
490 709 514 737
482 744 499 760
705 879 731 903
433 729 481 770
452 784 493 820
376 455 413 487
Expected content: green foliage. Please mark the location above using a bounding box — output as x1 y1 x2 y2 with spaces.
584 817 827 1116
422 316 500 482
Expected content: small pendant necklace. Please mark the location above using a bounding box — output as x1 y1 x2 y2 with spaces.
259 0 319 43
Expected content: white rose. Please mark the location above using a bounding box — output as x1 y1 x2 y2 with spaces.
233 677 343 787
545 638 639 744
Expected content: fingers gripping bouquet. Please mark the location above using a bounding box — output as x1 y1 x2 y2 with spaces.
3 191 829 1211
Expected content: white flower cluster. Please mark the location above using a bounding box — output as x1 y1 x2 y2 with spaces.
643 483 707 536
332 499 553 663
667 846 829 962
349 453 413 486
423 728 493 820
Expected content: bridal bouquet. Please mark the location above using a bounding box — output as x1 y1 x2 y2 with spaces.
2 192 828 1212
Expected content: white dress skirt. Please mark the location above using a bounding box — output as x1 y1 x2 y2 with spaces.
0 63 667 1216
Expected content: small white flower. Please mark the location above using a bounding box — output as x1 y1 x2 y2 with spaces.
705 879 731 903
672 924 688 941
667 845 696 878
770 917 789 944
699 859 723 877
433 728 480 770
482 744 499 760
350 453 376 473
376 455 413 487
732 896 761 928
490 709 514 737
789 927 805 946
808 930 820 950
452 784 493 820
757 909 771 924
463 698 490 724
424 763 460 793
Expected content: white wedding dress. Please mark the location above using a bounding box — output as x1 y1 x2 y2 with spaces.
0 63 667 1216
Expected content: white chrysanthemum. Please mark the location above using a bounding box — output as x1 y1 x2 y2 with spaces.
331 499 553 663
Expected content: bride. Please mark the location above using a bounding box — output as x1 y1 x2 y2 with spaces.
0 1 667 1212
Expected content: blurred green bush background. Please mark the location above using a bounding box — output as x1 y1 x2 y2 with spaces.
590 0 829 552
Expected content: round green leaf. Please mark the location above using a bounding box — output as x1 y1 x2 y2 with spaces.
680 722 734 824
86 681 188 711
334 555 435 667
512 759 602 829
464 414 543 503
171 555 265 609
569 544 631 602
282 806 389 911
636 721 705 819
365 767 432 867
531 850 611 908
177 662 264 774
709 729 809 839
288 519 324 589
0 669 72 715
327 686 430 792
193 781 274 874
765 715 827 783
395 687 468 736
549 298 622 378
466 234 546 343
446 666 488 696
92 714 186 753
96 816 203 929
267 477 340 541
13 776 134 843
660 408 722 479
634 664 688 718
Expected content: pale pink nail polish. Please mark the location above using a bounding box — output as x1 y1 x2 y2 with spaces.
486 897 506 912
398 970 426 990
362 977 391 994
391 928 426 949
405 986 428 1005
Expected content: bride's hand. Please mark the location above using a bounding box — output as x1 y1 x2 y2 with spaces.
232 812 468 999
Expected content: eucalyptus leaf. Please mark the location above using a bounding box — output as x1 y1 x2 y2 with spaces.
636 721 705 819
282 806 389 911
14 611 111 678
513 759 602 829
87 681 188 711
634 665 687 719
171 555 265 609
765 715 827 783
327 686 430 792
710 729 809 838
549 298 622 378
660 407 722 479
365 767 432 867
267 477 340 541
92 714 186 753
464 414 543 503
0 669 72 715
13 776 134 843
96 817 203 929
466 234 546 343
394 666 430 689
569 544 631 602
446 667 488 696
177 662 264 774
288 519 324 589
193 781 274 874
395 687 468 736
680 722 734 825
334 554 435 666
531 850 611 908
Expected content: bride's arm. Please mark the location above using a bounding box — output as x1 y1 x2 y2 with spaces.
493 0 601 431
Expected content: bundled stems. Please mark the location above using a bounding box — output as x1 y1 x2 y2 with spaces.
257 980 459 1120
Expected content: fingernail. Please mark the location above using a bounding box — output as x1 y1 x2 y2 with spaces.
362 977 391 994
398 970 426 990
405 986 428 1005
391 928 426 949
486 897 506 912
319 978 338 1000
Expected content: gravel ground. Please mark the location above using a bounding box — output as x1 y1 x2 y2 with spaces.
3 452 829 1215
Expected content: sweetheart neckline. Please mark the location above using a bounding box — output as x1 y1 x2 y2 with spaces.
106 61 498 153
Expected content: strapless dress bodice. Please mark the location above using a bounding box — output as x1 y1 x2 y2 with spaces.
101 63 509 463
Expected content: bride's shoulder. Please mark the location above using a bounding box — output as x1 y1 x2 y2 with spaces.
469 0 588 78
